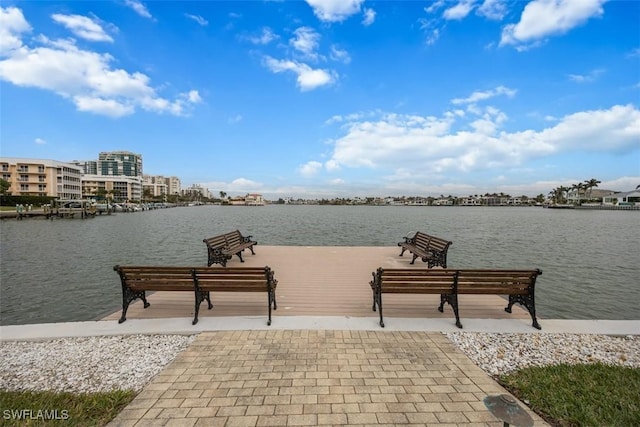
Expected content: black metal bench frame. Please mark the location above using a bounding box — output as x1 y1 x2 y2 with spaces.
370 267 542 329
398 231 452 267
203 230 257 266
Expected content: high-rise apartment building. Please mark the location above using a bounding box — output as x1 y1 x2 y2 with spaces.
98 151 142 177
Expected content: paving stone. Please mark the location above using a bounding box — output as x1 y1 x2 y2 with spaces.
106 330 549 427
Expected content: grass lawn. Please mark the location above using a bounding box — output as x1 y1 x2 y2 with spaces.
499 363 640 427
0 390 135 426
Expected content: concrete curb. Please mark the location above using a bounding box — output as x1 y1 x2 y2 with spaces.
2 317 638 340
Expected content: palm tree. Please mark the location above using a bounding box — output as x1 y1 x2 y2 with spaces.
570 183 581 204
219 191 227 200
558 185 569 204
584 178 601 199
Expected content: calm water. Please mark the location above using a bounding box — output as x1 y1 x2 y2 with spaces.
1 205 639 325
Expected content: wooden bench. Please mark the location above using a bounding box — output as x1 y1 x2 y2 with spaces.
191 267 277 325
113 265 277 325
397 231 452 267
203 230 257 266
370 268 542 329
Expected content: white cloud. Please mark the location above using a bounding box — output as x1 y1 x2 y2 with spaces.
443 0 475 20
500 0 606 48
204 178 264 194
329 45 351 64
124 0 152 19
477 0 508 20
299 161 323 177
362 8 376 26
451 85 517 105
0 9 201 117
34 137 46 145
290 27 321 60
568 68 604 83
246 27 278 45
325 159 340 171
425 0 446 14
51 14 113 42
0 6 31 52
305 0 364 22
263 56 336 91
185 14 208 26
329 178 345 184
324 105 639 175
74 95 134 117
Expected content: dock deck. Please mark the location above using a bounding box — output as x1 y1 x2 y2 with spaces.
102 246 531 325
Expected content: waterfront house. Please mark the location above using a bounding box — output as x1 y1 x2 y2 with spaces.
603 189 640 206
245 193 265 206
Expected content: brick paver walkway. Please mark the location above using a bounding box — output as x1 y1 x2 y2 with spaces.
107 330 547 426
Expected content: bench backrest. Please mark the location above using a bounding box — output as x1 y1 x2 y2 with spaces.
374 268 541 295
114 266 195 291
412 232 431 249
224 230 243 248
427 236 452 253
374 268 457 294
192 266 276 292
456 269 541 295
203 234 227 249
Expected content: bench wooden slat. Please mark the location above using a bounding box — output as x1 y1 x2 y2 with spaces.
371 267 542 329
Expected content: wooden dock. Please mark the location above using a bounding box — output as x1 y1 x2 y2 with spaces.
102 246 531 323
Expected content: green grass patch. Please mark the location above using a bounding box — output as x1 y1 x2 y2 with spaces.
499 363 640 427
0 390 136 426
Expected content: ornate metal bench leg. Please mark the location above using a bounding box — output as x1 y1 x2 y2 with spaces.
507 295 541 329
141 291 150 308
249 246 255 255
206 291 213 310
410 254 418 265
235 251 244 262
399 247 406 256
450 295 462 328
267 291 272 326
193 289 212 325
119 288 146 323
378 292 385 327
438 294 445 313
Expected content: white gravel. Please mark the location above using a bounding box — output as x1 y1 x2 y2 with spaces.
445 332 640 376
0 334 196 393
0 332 638 393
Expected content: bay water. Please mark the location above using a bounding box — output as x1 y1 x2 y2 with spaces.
1 205 638 325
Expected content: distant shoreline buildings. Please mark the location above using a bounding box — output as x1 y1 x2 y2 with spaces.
1 153 638 207
1 151 185 203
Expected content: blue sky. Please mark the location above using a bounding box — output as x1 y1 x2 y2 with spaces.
1 0 638 198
